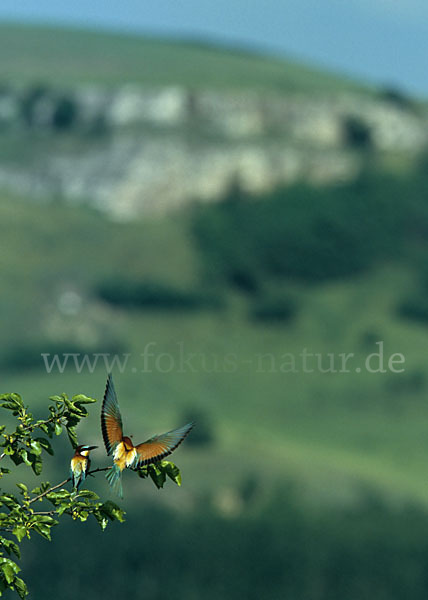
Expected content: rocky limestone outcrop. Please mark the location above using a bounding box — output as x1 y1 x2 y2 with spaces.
0 84 426 218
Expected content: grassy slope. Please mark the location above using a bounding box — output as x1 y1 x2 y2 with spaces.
0 25 420 508
0 23 364 92
2 195 428 508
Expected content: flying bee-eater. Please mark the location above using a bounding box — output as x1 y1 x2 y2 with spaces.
70 445 98 490
101 373 194 498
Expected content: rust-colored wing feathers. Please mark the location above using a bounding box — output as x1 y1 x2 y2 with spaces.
101 373 123 456
133 422 194 467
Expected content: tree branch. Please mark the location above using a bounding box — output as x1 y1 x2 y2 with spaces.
29 479 69 504
0 414 61 462
28 466 112 505
32 510 57 516
87 466 112 476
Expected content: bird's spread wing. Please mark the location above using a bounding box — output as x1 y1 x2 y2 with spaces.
101 373 123 456
133 422 194 467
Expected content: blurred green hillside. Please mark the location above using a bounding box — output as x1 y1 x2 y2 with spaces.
4 168 428 599
1 24 428 600
3 167 428 507
0 23 364 91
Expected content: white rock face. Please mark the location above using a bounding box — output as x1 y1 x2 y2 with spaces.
0 134 359 218
0 85 426 218
107 86 187 126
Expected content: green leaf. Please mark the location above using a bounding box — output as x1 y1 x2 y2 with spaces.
72 394 97 405
31 482 50 495
0 558 20 573
100 501 126 523
12 526 27 543
46 489 71 505
9 453 23 467
0 402 19 411
137 466 149 479
93 512 109 531
74 405 88 417
64 398 74 410
0 562 16 585
0 393 19 401
34 437 54 456
0 494 19 509
34 515 57 526
149 464 166 489
14 577 28 599
64 398 87 417
162 461 182 486
33 523 51 540
66 427 78 448
1 540 20 559
30 454 43 476
37 423 50 435
0 394 23 409
49 395 63 403
15 484 27 496
54 422 62 436
29 441 42 456
56 504 70 516
18 449 31 467
77 490 99 500
0 577 7 593
65 414 80 427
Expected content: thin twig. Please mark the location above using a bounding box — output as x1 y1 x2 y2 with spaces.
32 510 56 516
28 479 69 504
87 466 111 476
28 466 111 505
19 415 57 434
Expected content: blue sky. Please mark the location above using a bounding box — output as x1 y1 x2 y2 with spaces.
0 0 427 96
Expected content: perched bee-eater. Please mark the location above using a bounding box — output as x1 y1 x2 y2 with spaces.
70 445 98 490
101 373 193 498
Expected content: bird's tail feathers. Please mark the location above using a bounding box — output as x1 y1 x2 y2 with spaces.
105 465 123 499
71 469 84 491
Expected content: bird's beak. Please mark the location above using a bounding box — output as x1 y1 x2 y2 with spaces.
87 445 98 451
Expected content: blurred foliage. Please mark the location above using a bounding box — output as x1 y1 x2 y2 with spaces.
378 85 417 112
52 95 78 130
396 254 428 326
20 85 79 130
0 338 124 372
192 170 419 288
20 84 50 127
96 278 223 311
384 369 426 395
249 290 297 324
16 487 428 600
397 293 428 325
179 409 215 447
342 115 373 149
